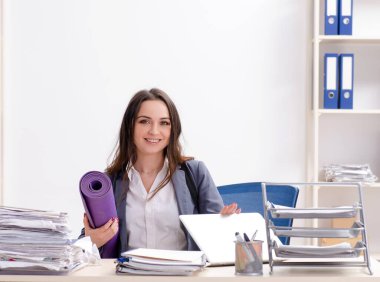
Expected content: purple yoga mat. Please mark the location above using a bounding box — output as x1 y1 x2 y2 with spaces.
79 171 118 258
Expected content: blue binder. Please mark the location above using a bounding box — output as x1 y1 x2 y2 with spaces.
339 54 354 109
339 0 353 35
324 53 339 109
325 0 339 35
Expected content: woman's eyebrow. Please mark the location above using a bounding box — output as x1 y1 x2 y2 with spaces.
136 116 170 120
136 115 151 119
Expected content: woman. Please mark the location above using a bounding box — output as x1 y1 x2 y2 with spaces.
82 88 239 255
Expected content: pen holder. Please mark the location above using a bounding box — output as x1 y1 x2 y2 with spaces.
235 240 263 276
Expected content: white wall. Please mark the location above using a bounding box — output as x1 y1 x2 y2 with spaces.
2 0 312 236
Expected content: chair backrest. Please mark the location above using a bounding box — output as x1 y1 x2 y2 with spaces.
217 182 299 245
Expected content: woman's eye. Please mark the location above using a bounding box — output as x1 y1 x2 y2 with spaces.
161 121 171 126
139 119 151 124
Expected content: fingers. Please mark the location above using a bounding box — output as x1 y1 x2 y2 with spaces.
108 218 119 236
100 217 119 246
84 216 119 248
225 202 238 213
100 217 116 232
83 214 93 236
220 203 240 215
219 205 229 215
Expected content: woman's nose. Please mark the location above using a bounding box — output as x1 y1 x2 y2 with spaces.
149 123 159 134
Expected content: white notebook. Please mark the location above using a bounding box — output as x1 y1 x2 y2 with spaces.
179 213 271 266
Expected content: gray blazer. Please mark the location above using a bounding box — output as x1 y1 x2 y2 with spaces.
81 160 224 257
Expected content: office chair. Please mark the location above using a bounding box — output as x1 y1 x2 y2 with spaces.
217 182 299 245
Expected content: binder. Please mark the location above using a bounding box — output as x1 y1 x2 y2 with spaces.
323 53 339 109
325 0 339 35
339 54 354 109
339 0 353 35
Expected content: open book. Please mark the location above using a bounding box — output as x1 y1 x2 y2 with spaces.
116 248 206 275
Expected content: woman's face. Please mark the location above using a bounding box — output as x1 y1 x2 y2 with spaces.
133 100 171 158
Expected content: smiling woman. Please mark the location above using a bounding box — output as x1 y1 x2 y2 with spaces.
133 100 172 174
80 88 240 257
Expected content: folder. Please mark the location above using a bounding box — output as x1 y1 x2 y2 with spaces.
325 0 339 35
323 53 339 109
339 0 353 35
339 54 354 109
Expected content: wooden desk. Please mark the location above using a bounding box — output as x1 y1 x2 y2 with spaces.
1 259 380 282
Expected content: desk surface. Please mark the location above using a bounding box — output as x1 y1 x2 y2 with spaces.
1 259 380 282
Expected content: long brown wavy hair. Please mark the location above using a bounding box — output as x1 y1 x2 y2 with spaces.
106 88 192 197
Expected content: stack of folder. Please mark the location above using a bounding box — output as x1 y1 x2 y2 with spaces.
0 206 90 274
324 53 354 109
116 248 207 276
325 0 353 35
324 164 378 183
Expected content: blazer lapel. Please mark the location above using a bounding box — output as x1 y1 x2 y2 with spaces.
114 176 129 253
172 168 193 215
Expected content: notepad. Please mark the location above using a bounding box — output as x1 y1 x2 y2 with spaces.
179 213 271 265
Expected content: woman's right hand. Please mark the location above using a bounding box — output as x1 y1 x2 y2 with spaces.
83 213 119 248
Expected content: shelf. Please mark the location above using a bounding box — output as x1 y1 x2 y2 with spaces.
311 0 380 259
315 36 380 44
373 253 380 261
316 109 380 115
363 183 380 188
315 182 380 189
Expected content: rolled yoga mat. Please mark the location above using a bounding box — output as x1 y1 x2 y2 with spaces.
79 171 118 258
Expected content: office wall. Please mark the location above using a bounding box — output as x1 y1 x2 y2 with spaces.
2 0 312 235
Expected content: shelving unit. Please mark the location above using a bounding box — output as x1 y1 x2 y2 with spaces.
262 182 372 275
317 36 380 43
310 0 380 253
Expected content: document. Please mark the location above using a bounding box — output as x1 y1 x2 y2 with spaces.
116 248 206 275
274 241 364 258
272 222 363 238
0 206 98 274
121 248 206 264
268 202 358 218
324 164 378 182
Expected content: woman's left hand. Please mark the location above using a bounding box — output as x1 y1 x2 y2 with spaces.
220 202 241 215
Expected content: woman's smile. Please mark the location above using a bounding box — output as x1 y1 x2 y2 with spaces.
145 138 161 144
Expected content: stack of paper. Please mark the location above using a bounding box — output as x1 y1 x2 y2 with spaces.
324 164 378 183
0 206 90 274
268 202 358 218
273 241 365 258
116 248 206 275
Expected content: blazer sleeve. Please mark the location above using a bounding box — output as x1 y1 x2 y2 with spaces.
188 160 224 214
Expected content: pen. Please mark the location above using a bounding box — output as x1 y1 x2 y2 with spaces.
243 232 262 271
251 230 258 241
235 232 254 262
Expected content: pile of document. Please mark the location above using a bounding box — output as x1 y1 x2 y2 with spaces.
0 206 94 274
116 248 207 276
324 164 378 183
273 241 365 258
268 202 358 219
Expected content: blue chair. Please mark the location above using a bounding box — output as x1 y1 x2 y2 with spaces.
217 182 299 245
